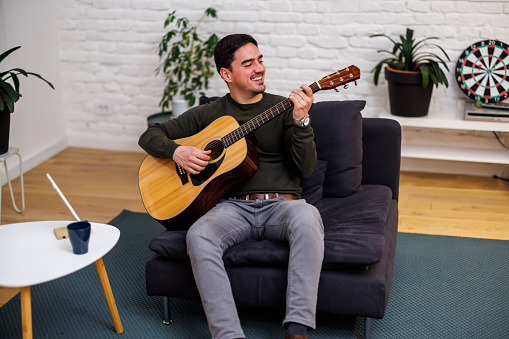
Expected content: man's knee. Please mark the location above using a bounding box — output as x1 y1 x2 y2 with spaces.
292 201 322 224
287 201 324 238
186 219 217 256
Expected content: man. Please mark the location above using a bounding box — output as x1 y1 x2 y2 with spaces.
139 34 324 339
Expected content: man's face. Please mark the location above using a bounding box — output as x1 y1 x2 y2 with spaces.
222 43 266 100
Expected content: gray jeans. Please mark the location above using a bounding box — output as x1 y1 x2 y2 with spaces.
186 197 325 339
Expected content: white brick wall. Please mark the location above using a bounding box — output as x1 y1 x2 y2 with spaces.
55 0 509 164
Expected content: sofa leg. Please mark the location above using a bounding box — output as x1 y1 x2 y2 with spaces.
163 296 172 325
363 317 372 339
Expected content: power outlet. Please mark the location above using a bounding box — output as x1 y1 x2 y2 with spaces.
94 103 112 115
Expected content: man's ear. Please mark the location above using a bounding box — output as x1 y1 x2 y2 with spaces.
220 67 232 83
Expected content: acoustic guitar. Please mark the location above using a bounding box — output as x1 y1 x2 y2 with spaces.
139 65 360 229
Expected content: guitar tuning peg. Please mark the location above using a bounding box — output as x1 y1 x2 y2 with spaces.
344 84 349 89
334 88 339 92
354 81 358 86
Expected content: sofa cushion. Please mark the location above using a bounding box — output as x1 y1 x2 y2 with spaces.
300 160 327 207
149 184 392 268
149 230 189 262
319 184 392 267
309 101 365 198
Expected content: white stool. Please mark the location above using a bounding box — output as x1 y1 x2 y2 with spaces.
0 147 25 224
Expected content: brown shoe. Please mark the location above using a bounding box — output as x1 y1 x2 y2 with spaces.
284 335 308 339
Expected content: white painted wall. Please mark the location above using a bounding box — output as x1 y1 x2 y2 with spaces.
1 0 67 184
1 0 509 179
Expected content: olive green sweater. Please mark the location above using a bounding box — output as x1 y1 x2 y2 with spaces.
138 93 317 198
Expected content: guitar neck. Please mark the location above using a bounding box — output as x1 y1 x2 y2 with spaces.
222 81 321 147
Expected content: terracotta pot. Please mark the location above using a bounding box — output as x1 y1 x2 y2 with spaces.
0 106 10 155
385 66 433 117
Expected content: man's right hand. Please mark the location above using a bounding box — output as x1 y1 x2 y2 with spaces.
173 146 211 174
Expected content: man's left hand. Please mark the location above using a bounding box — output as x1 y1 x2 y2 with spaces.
289 85 314 121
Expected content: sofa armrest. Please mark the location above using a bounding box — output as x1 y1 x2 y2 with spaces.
361 118 401 201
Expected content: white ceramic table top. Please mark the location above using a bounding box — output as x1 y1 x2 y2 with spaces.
0 221 120 287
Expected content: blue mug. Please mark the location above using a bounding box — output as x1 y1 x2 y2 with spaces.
67 221 91 254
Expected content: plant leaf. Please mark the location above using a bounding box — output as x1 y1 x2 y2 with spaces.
10 73 20 92
0 86 17 112
0 46 21 64
420 65 430 88
0 81 21 102
26 72 55 90
205 7 217 18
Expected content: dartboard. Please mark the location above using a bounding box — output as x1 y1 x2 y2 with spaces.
455 39 509 104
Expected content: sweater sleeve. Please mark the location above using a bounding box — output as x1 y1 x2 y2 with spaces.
138 106 208 159
285 111 317 179
138 124 180 159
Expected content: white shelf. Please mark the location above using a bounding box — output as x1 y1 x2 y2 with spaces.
380 112 509 132
378 110 509 166
402 144 509 164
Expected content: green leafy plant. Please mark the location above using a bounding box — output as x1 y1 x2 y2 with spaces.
156 7 218 110
370 28 450 88
0 46 55 113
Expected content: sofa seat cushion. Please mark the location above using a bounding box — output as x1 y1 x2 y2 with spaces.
320 184 392 267
149 184 392 268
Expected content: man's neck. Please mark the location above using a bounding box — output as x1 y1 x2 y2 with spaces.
229 91 264 105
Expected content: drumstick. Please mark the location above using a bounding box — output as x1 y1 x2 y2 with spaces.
46 173 81 222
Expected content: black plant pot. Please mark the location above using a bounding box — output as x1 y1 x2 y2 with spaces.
0 107 10 155
147 111 172 127
385 66 433 117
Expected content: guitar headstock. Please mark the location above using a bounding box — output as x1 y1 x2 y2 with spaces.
317 65 360 91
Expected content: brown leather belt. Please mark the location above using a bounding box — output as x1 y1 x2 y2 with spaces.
232 193 297 201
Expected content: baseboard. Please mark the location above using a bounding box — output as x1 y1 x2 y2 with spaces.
1 137 68 185
401 157 508 177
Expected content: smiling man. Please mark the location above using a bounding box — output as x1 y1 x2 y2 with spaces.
139 34 324 339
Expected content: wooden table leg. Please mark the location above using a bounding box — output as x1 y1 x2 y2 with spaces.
94 258 123 334
20 286 32 339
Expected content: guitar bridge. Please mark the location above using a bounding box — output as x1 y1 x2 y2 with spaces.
176 164 189 185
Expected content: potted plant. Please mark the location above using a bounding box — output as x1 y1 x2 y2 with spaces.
371 28 450 117
0 46 54 154
155 7 218 117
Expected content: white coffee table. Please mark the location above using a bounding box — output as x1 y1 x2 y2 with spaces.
0 221 123 338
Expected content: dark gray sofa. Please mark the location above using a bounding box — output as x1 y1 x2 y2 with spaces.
145 100 401 338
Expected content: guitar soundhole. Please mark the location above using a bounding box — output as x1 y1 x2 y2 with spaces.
204 139 225 162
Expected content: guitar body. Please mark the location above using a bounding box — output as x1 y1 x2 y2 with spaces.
138 115 258 230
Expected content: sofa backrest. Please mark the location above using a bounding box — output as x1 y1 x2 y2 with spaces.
308 101 366 198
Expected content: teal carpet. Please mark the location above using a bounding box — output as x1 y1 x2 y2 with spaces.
0 210 508 338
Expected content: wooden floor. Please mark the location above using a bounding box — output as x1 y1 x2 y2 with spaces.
398 171 509 240
1 147 508 307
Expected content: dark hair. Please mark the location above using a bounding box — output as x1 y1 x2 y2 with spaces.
214 34 258 74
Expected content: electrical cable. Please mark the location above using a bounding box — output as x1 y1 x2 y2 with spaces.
491 132 509 181
492 131 509 150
